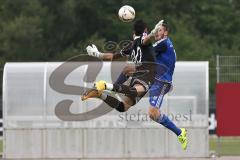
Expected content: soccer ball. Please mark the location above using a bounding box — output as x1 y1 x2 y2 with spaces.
118 5 135 22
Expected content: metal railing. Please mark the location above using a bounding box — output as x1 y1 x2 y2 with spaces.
216 55 240 83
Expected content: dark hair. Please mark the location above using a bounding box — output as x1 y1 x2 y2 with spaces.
162 20 169 32
133 19 147 36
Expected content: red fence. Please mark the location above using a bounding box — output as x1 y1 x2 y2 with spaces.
216 83 240 136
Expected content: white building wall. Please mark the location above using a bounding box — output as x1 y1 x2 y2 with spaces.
3 62 209 159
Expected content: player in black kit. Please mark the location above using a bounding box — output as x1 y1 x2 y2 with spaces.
82 20 165 112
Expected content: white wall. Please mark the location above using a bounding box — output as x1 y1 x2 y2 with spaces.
3 62 209 158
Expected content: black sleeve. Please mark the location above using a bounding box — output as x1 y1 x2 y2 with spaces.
120 41 133 56
112 53 124 59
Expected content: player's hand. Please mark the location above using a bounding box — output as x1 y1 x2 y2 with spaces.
149 19 164 37
155 19 164 28
86 44 103 58
86 44 95 56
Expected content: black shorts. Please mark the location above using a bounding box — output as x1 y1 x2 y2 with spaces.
126 72 155 105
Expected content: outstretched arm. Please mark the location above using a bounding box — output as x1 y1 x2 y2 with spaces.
86 41 134 61
141 33 155 45
100 52 114 61
86 44 125 61
142 20 164 45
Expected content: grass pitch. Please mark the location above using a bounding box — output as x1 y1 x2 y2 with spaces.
210 136 240 156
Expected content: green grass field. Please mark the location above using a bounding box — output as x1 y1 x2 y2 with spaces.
0 136 239 155
0 139 2 153
210 136 240 156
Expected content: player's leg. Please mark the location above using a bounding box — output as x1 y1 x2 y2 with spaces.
148 106 182 136
148 81 188 150
114 65 136 85
94 78 148 98
82 78 147 112
104 78 148 109
114 72 129 84
105 82 147 111
82 89 134 112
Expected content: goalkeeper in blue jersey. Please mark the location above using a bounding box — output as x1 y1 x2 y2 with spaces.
148 21 188 150
114 20 188 150
83 20 188 150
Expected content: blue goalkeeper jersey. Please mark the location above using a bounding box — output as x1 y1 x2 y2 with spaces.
153 38 176 82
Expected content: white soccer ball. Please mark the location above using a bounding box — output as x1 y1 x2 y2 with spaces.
118 5 135 22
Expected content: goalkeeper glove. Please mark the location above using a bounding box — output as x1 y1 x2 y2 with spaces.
149 19 164 37
86 44 103 58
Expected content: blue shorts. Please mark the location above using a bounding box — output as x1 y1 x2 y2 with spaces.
149 80 172 109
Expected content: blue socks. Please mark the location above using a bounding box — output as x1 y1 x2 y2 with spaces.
114 72 128 84
157 114 182 136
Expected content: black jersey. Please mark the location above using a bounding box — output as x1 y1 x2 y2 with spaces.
120 34 156 71
120 34 157 87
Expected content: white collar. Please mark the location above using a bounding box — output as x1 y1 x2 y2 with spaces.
153 38 167 47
